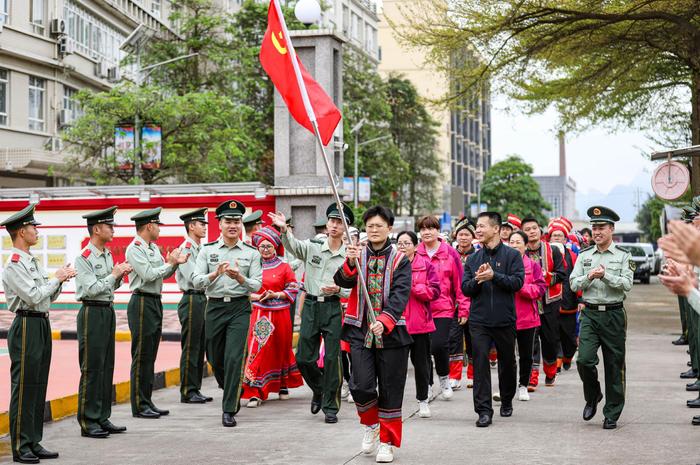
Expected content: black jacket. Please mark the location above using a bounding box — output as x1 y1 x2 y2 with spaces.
334 240 413 348
461 242 524 328
560 248 580 310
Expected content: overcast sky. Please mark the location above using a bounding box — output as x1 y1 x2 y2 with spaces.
490 96 658 196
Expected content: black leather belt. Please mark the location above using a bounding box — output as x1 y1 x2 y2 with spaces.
134 290 161 298
16 310 48 318
81 300 112 307
209 296 248 302
183 290 205 295
584 302 623 311
306 294 340 303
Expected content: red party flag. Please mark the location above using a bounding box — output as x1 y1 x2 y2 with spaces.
259 0 341 145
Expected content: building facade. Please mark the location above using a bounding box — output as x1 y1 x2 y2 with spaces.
378 0 490 218
534 175 577 219
0 0 173 188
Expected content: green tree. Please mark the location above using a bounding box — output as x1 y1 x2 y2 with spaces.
343 51 407 210
480 155 551 224
62 85 263 184
395 1 700 191
386 74 441 216
635 195 666 243
61 0 303 185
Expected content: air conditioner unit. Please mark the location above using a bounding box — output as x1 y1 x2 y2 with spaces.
57 36 74 56
107 66 120 82
58 109 74 127
95 61 109 78
50 18 65 36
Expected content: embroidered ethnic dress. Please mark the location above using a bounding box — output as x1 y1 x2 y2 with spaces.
242 257 303 400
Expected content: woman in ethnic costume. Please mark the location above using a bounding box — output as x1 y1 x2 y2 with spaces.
242 227 303 407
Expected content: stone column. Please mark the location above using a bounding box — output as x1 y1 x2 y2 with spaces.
273 29 346 240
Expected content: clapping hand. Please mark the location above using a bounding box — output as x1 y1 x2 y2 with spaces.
225 259 242 281
112 262 132 278
56 264 77 282
587 265 605 280
215 261 230 277
167 248 186 266
475 263 494 284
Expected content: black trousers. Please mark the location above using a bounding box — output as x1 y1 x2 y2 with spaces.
409 333 432 401
532 306 561 369
470 323 517 416
559 311 578 361
342 351 352 383
516 328 536 387
431 317 452 377
679 296 689 339
449 314 471 366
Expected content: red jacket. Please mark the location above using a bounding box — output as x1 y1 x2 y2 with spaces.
515 255 546 330
404 254 440 334
415 239 470 319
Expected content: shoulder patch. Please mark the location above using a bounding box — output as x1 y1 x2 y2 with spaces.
81 249 92 258
241 241 256 249
10 253 20 263
580 245 595 253
134 241 142 247
204 240 219 246
185 242 192 249
616 245 629 253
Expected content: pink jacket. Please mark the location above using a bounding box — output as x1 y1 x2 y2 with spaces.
415 239 470 319
404 254 441 334
515 255 546 330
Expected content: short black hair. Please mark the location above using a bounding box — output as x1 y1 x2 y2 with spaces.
136 223 148 233
509 230 528 243
580 227 592 236
521 217 540 227
8 228 19 241
501 223 513 230
396 230 418 246
477 211 501 227
362 205 395 227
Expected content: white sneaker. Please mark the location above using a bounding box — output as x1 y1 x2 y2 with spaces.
418 400 431 418
362 424 380 454
376 442 394 463
347 392 355 404
439 376 453 400
449 378 462 391
341 382 350 399
278 390 290 400
492 392 501 402
247 398 259 408
518 386 530 401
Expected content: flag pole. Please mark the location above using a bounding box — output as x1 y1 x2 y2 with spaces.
272 0 378 327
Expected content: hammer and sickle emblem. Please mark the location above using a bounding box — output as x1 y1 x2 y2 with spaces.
271 31 288 55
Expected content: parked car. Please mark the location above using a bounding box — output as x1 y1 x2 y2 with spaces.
654 247 664 275
618 243 652 284
637 243 658 275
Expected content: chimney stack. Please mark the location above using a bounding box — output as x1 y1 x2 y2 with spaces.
558 130 566 178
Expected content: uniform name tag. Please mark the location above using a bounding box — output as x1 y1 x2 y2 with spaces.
95 264 103 269
311 255 322 265
583 259 592 266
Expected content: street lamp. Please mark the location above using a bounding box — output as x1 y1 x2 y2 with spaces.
295 0 322 26
119 26 198 183
350 119 391 207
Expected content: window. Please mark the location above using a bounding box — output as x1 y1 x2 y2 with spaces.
0 0 8 26
0 69 7 126
351 13 359 40
64 1 126 67
342 5 349 34
151 0 161 18
31 0 45 34
63 86 81 123
28 76 45 132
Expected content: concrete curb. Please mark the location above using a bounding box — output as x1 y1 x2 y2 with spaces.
0 333 300 437
0 365 213 438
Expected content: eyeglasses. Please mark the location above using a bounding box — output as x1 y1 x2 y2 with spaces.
258 244 275 250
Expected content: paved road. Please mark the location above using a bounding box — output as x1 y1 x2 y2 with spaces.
1 279 697 464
